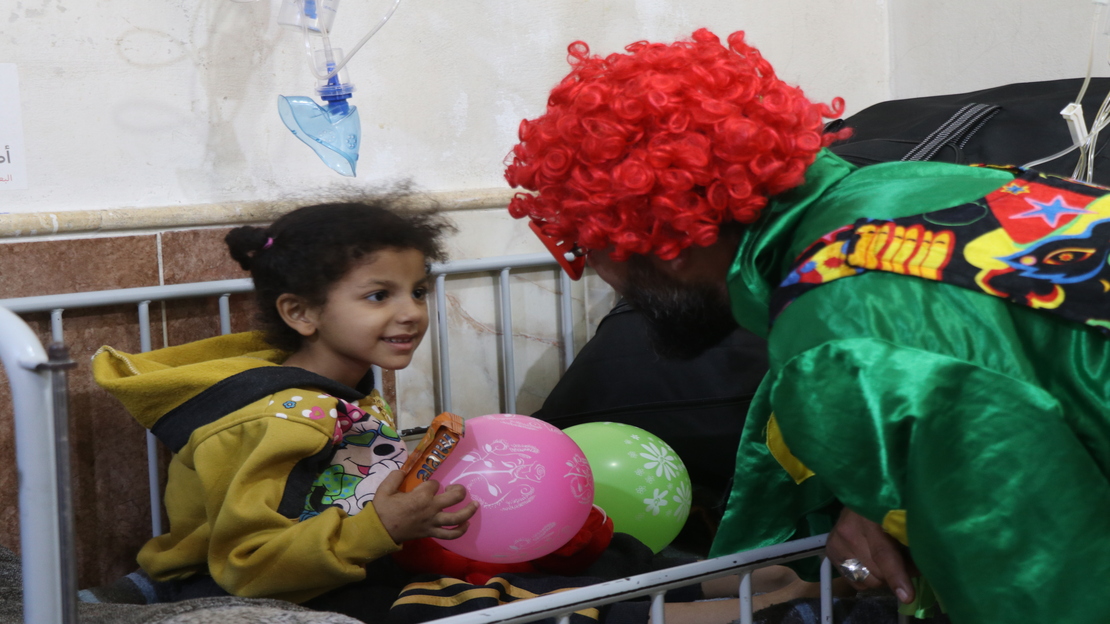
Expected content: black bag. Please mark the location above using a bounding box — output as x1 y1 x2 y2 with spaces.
827 78 1110 185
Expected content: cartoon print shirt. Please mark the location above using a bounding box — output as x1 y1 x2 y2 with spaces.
301 391 408 520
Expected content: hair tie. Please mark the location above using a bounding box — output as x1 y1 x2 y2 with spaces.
262 237 274 250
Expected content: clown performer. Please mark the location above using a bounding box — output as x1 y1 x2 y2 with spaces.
505 28 1110 624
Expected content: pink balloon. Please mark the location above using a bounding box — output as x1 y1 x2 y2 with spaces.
432 414 594 563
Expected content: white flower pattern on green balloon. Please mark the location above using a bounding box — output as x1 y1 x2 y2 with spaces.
639 442 679 480
671 481 692 518
644 488 669 515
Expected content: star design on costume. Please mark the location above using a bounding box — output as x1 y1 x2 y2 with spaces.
1014 195 1094 227
1001 182 1030 195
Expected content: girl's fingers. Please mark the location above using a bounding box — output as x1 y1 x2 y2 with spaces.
412 479 442 497
436 502 478 526
376 470 405 496
428 521 470 540
435 484 469 507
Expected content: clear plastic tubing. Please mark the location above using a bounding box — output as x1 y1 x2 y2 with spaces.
280 0 402 82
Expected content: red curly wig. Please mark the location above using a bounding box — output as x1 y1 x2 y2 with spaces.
504 28 849 261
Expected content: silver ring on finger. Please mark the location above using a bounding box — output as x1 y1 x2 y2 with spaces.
838 558 871 583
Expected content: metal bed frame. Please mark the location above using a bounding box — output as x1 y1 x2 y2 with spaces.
0 251 841 624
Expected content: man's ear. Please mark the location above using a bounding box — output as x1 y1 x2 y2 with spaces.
652 234 740 282
653 247 693 277
276 294 319 338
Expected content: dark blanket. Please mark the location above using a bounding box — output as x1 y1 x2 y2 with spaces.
750 594 952 624
0 546 360 624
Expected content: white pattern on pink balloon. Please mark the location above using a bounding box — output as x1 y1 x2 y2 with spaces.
431 414 595 563
450 440 545 511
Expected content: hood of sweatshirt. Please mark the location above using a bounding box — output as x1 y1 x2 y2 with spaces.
92 331 287 430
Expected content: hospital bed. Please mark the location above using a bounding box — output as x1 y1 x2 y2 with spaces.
0 251 841 624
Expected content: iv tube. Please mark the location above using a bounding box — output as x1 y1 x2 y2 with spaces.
1023 111 1110 171
291 0 403 82
1073 1 1105 107
1023 0 1110 179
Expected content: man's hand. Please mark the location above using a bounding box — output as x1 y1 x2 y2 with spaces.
825 507 916 604
371 470 479 543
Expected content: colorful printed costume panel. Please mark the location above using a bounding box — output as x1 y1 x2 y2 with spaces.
772 168 1110 332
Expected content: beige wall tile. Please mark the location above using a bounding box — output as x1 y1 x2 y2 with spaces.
161 228 250 285
0 236 158 298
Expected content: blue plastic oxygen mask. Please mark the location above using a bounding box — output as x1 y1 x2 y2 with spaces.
278 96 360 177
279 50 361 176
277 0 401 177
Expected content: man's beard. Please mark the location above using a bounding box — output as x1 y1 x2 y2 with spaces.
622 257 739 360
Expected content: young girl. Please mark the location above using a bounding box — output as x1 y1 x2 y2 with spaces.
93 198 478 619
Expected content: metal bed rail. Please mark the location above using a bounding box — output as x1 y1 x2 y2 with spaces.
423 534 833 624
0 307 77 624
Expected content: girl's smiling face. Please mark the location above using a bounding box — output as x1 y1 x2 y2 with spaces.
287 247 430 386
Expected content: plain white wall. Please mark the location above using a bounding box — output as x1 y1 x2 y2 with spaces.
890 0 1110 99
2 0 888 215
1 0 1106 216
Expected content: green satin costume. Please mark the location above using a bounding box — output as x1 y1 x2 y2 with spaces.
709 150 1110 623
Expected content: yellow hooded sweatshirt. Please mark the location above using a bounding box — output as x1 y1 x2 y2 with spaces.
92 332 401 603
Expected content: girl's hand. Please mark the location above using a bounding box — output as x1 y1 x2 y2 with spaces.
371 470 479 544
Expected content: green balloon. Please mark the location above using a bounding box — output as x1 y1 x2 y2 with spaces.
565 422 691 553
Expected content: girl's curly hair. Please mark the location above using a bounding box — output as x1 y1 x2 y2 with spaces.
504 28 849 260
225 195 454 351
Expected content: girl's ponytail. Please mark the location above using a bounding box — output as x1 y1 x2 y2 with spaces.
225 225 271 271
